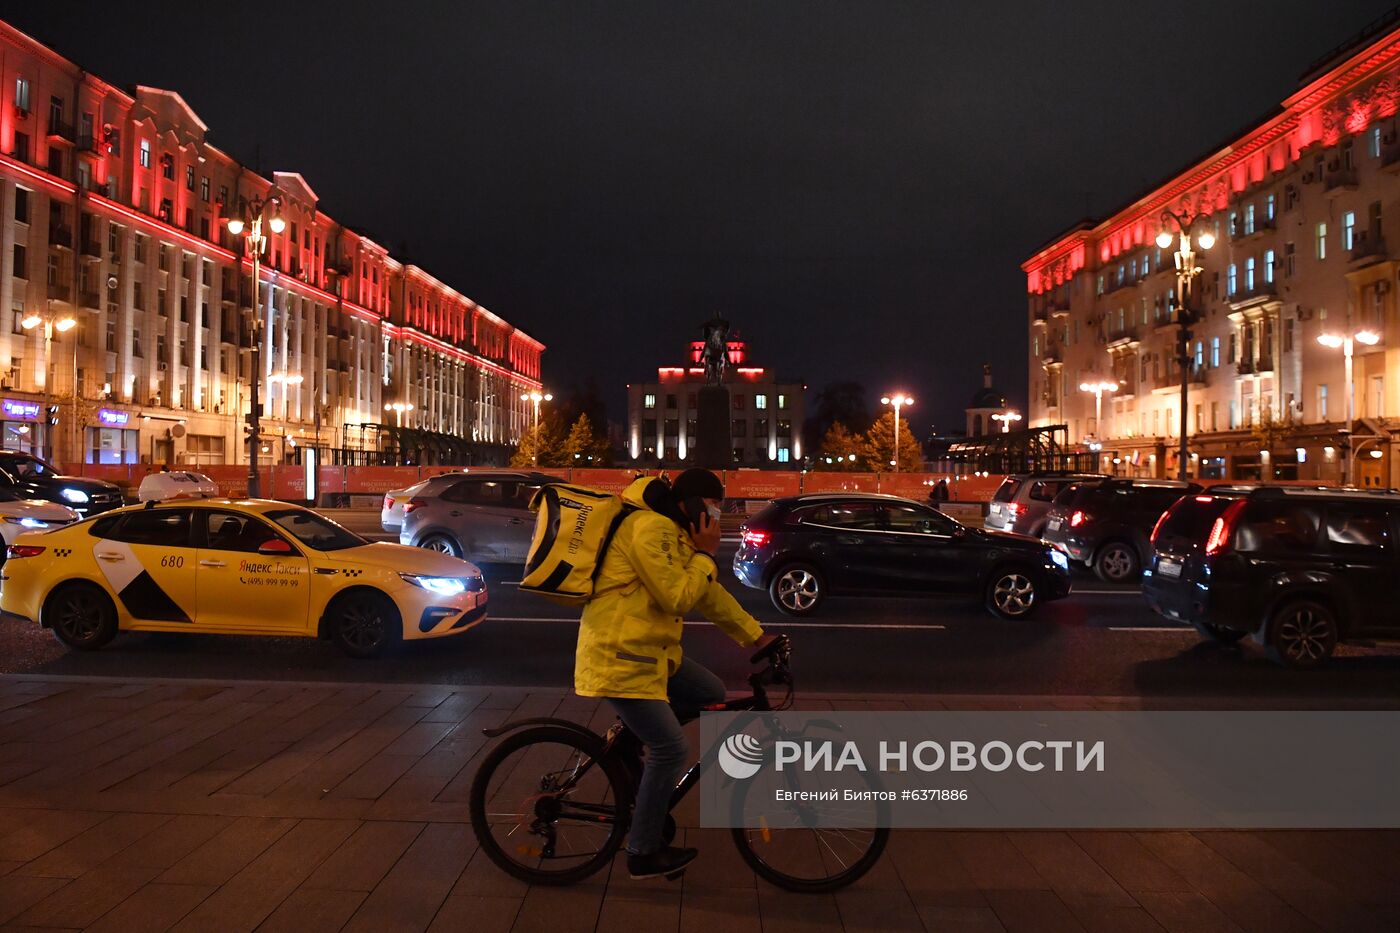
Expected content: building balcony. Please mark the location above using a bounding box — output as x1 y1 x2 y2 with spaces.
79 290 100 309
1230 217 1276 242
327 259 352 277
1040 347 1062 364
48 224 73 249
1032 306 1047 323
1382 140 1400 174
79 238 101 259
1227 281 1278 309
220 282 238 303
1048 299 1071 317
46 119 75 145
1349 231 1388 267
1324 166 1359 194
47 283 71 303
1190 366 1209 386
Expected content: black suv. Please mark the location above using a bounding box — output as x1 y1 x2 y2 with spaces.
1041 478 1200 583
0 452 123 517
732 493 1072 620
1143 486 1400 668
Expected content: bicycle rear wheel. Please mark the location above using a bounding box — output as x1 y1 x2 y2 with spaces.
468 725 632 886
729 776 890 892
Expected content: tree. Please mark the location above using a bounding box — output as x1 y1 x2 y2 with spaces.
803 381 870 456
860 411 924 473
562 413 611 466
817 423 864 471
510 411 567 468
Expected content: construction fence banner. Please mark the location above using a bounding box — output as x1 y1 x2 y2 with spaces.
72 463 1010 504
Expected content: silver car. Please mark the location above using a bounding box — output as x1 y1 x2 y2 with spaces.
985 472 1106 537
399 471 553 564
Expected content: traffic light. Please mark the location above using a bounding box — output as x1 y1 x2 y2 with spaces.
45 405 59 426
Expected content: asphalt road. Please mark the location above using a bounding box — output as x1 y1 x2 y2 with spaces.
4 522 1400 699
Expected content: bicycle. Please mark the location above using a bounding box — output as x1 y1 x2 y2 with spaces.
467 638 891 893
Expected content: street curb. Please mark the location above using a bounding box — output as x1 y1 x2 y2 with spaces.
4 672 1398 709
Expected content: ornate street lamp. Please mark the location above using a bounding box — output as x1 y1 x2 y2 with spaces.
880 393 913 471
520 390 553 465
1317 329 1380 484
21 307 77 461
226 193 286 497
1156 210 1216 480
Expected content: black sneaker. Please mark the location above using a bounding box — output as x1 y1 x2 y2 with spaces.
627 845 698 880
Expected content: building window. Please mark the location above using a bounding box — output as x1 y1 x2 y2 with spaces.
1095 275 1104 296
134 235 147 264
732 419 747 437
1210 336 1220 368
11 301 24 335
754 393 768 410
160 153 174 180
1264 249 1275 283
1228 211 1238 238
1244 204 1255 235
778 394 789 409
1227 264 1237 295
1194 341 1204 368
777 447 790 463
643 393 655 409
14 77 30 112
1266 193 1276 220
139 139 150 168
10 244 24 281
132 328 143 358
1285 241 1296 277
1318 384 1328 420
13 187 28 223
665 393 676 409
1370 126 1383 159
1316 222 1328 259
733 394 745 410
200 177 210 202
1245 257 1255 291
1343 211 1356 251
106 320 116 352
185 165 195 191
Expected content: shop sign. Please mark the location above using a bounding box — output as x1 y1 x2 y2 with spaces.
2 399 40 420
97 409 130 426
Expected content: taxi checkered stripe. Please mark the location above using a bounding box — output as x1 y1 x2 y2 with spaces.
341 568 364 577
53 548 73 558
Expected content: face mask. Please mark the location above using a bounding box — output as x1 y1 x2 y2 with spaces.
706 503 723 522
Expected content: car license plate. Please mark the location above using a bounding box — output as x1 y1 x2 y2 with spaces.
1047 518 1061 531
1158 558 1182 578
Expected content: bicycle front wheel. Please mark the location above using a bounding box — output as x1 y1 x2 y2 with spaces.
729 774 891 893
468 725 632 886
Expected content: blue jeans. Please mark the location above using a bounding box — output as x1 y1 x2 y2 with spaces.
607 656 726 856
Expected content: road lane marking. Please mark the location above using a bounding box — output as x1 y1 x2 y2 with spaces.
1108 625 1193 632
1073 589 1142 596
487 616 946 631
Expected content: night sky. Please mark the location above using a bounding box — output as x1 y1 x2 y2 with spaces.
10 1 1397 435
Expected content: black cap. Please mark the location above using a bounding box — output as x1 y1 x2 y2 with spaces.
671 468 725 500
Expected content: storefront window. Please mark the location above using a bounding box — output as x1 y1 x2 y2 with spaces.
1 422 41 456
86 426 138 465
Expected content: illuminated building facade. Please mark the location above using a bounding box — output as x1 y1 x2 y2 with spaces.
0 19 542 468
1024 13 1400 486
626 339 805 467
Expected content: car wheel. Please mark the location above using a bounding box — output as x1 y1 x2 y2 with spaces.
768 563 825 617
1266 599 1337 670
329 590 402 659
1093 542 1140 584
45 582 118 651
1194 622 1247 645
417 533 462 559
985 568 1038 619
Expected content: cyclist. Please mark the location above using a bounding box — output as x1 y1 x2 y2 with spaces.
574 468 780 880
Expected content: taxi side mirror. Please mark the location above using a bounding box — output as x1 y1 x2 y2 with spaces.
258 538 293 555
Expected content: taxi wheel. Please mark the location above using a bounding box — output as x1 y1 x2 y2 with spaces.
329 590 402 659
46 582 118 651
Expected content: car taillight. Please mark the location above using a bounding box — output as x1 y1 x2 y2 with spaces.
1007 503 1022 516
1068 510 1087 528
403 497 428 515
384 496 395 510
1149 506 1173 545
741 530 770 548
1204 499 1248 556
6 545 46 559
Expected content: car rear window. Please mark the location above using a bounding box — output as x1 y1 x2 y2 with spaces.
1235 501 1322 554
1156 496 1237 543
1027 480 1063 502
992 479 1022 503
1052 482 1089 507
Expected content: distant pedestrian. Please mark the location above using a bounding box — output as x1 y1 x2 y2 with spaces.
929 478 950 507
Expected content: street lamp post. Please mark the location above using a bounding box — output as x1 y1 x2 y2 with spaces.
384 401 414 427
1078 379 1118 440
21 307 77 462
880 393 913 471
1156 211 1216 480
1317 329 1380 485
225 193 286 498
520 390 553 466
991 410 1022 433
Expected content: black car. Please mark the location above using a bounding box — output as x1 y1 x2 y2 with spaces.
1143 486 1400 668
0 451 124 518
732 493 1072 619
1041 478 1200 583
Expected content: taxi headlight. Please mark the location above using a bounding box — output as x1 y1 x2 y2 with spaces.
3 516 49 529
1049 548 1070 570
400 573 468 596
60 488 90 504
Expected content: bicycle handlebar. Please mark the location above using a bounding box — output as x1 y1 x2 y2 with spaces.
749 633 792 666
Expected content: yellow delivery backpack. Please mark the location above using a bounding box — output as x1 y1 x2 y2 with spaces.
519 483 632 605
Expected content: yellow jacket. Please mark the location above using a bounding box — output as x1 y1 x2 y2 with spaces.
574 477 764 701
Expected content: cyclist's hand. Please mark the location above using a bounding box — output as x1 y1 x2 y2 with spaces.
750 633 789 664
689 511 722 556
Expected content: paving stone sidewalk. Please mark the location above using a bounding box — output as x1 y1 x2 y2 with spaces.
1 674 1397 933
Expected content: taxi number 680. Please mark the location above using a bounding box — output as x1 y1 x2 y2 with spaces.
159 555 185 568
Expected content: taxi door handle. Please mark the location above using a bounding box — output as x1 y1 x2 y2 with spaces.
96 552 124 562
199 559 227 568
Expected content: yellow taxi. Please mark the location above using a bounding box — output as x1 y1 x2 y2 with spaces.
0 498 488 658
